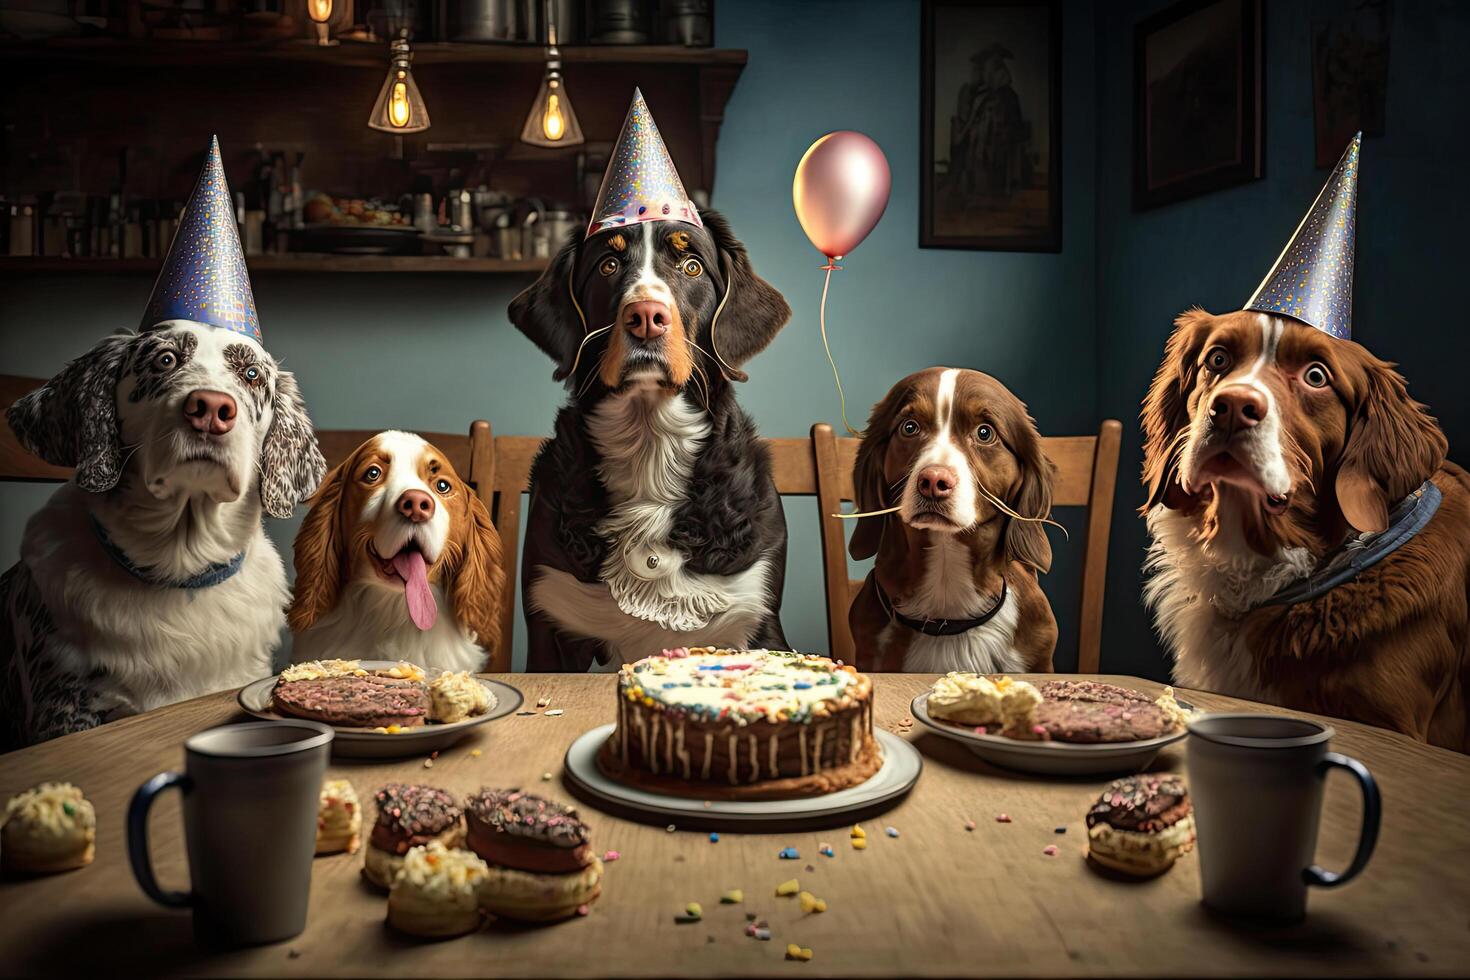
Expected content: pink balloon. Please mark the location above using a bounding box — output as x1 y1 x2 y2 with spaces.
792 131 891 261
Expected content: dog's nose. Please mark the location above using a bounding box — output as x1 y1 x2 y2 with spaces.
624 301 671 340
396 489 435 524
183 390 237 435
917 465 958 499
1210 385 1268 435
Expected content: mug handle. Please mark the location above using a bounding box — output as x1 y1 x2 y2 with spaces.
1303 752 1381 888
127 771 194 908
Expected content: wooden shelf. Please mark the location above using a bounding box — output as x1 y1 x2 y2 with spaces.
2 37 748 70
0 255 549 275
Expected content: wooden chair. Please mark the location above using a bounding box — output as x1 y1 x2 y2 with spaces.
812 420 1123 673
468 430 828 669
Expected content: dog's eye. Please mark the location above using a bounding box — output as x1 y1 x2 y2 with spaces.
243 366 261 385
899 418 920 437
681 257 703 278
435 478 452 494
154 350 177 370
975 424 996 444
1302 363 1331 389
364 465 381 483
599 257 619 277
1204 347 1232 373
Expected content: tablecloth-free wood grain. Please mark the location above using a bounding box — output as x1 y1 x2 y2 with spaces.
1 674 1466 978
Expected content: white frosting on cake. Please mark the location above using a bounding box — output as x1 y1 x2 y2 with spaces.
620 648 857 724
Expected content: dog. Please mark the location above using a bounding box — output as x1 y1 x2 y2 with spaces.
287 430 504 673
507 211 793 670
1141 308 1470 750
848 367 1059 673
1 321 325 749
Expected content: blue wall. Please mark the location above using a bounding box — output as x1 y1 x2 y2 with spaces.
4 0 1463 679
1094 0 1470 679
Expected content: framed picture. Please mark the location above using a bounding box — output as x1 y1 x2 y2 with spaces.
920 0 1062 252
1133 0 1263 210
1312 0 1391 168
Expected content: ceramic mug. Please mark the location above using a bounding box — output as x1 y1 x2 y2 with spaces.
127 721 333 946
1187 713 1380 921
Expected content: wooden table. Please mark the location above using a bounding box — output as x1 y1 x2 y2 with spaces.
1 674 1467 978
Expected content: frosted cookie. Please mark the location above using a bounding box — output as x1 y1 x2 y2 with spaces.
1086 774 1196 877
2 783 96 874
387 841 489 938
428 671 492 724
315 779 361 855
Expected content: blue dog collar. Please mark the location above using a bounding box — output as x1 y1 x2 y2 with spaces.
91 514 247 590
1254 480 1441 610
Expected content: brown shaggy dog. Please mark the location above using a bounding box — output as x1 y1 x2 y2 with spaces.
1141 309 1469 751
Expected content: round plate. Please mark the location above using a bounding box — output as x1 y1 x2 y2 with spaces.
562 726 921 830
910 691 1190 776
237 663 522 759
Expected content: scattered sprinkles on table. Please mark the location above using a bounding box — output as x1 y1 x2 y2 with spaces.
720 889 743 904
776 878 800 896
602 850 620 862
799 891 827 913
778 846 800 859
1043 845 1059 856
786 944 814 961
996 813 1012 823
885 826 899 838
709 832 720 843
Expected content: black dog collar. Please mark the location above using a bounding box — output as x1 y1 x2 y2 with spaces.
872 574 1008 636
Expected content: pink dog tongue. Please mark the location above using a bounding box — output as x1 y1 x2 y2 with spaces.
391 550 437 631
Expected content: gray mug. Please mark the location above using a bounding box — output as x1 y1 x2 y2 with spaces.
1187 714 1380 921
127 721 333 946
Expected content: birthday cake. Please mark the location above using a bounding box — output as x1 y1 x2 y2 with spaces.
597 647 880 800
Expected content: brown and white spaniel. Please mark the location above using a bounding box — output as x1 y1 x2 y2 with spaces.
848 367 1059 673
288 431 505 673
1142 309 1470 751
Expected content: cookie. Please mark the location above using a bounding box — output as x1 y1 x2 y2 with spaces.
363 783 464 889
477 857 604 922
1086 774 1195 876
387 841 489 938
1036 680 1155 706
1025 700 1175 743
315 779 361 855
274 674 430 729
2 783 96 874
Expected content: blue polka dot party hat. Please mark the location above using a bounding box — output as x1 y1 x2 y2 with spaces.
1244 133 1360 340
587 89 702 238
139 136 261 341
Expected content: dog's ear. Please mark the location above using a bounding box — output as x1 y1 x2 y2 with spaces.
287 458 348 633
1141 309 1211 513
508 235 583 382
260 370 326 520
850 384 907 561
7 333 133 493
1004 418 1057 575
449 491 507 658
1334 352 1447 534
704 210 792 374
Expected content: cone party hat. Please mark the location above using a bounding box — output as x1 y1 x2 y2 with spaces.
140 136 261 341
587 89 702 237
1244 133 1360 340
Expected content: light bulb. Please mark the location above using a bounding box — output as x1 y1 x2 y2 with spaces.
389 74 411 128
543 92 565 141
307 0 332 23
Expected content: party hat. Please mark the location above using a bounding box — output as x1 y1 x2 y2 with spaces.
1244 133 1360 340
587 89 702 237
140 136 261 341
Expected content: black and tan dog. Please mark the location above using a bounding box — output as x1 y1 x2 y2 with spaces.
508 212 792 671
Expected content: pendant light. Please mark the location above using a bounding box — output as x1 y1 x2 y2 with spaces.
307 0 337 46
520 0 584 148
368 29 430 134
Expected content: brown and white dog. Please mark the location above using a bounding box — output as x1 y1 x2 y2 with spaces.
848 367 1059 673
288 431 505 673
1142 309 1470 750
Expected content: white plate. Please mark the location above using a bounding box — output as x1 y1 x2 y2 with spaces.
910 691 1190 776
562 725 921 830
237 662 522 759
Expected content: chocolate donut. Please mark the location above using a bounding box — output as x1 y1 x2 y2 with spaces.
1086 774 1195 877
363 783 464 889
465 789 592 875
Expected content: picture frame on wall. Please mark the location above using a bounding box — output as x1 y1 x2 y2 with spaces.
920 0 1062 252
1133 0 1263 211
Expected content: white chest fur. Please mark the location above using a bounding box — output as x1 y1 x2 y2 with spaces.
292 580 486 673
529 386 773 668
886 536 1024 673
1143 507 1315 699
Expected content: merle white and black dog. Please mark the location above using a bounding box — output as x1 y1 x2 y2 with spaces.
508 212 792 670
1 321 324 749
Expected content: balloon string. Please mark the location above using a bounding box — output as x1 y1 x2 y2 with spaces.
819 263 860 436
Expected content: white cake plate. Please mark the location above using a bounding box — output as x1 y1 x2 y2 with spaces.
561 725 921 830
